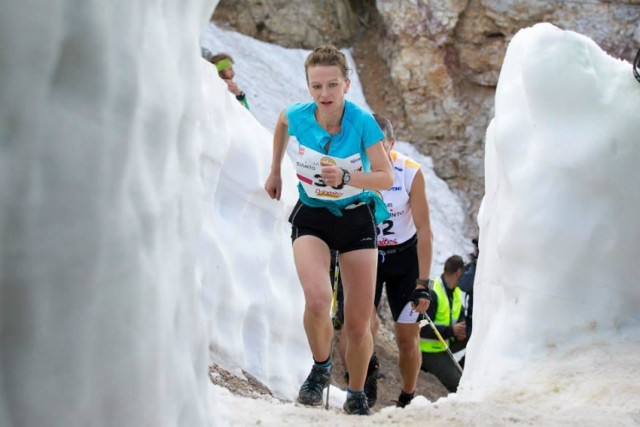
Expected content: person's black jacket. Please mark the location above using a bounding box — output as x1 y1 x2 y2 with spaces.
458 261 476 337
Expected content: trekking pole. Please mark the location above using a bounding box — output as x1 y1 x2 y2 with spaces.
330 263 339 320
419 314 464 375
325 252 340 410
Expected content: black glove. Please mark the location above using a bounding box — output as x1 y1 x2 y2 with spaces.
411 287 431 306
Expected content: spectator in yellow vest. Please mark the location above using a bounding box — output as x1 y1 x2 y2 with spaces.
419 255 467 392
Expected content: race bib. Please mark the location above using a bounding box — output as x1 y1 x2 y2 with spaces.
397 301 421 324
295 144 364 200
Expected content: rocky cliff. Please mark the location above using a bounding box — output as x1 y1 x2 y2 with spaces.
212 0 640 231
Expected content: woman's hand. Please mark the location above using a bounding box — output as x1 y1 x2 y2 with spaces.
320 161 344 187
264 172 283 200
265 110 289 200
320 163 344 187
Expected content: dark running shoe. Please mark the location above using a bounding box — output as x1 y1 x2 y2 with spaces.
296 365 331 406
364 352 379 408
343 392 372 415
395 390 415 408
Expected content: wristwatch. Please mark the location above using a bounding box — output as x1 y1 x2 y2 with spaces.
236 91 246 100
341 168 351 185
416 278 433 290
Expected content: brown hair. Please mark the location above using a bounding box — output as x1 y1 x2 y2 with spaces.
444 255 464 274
304 45 350 82
373 114 395 142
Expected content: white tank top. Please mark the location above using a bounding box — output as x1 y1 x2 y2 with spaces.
377 151 420 247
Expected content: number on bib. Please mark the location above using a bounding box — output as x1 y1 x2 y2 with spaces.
377 220 394 236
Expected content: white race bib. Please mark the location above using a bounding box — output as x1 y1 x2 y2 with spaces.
294 144 364 201
396 301 421 324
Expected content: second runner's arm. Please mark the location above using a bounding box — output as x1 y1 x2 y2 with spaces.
410 168 433 313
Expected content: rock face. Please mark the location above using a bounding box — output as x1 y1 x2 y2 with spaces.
212 0 359 48
213 0 640 232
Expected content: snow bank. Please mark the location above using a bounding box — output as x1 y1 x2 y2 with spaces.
0 1 219 426
198 58 311 398
465 23 640 404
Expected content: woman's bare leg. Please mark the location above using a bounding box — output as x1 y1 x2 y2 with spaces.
292 235 333 361
339 248 377 391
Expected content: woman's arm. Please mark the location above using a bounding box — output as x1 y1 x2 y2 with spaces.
320 141 393 190
264 110 290 200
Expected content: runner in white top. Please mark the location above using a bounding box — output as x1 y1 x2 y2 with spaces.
378 149 421 248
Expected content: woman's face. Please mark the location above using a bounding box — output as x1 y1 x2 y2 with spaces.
218 66 235 80
307 65 350 114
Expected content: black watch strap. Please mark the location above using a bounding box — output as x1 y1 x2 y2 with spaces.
416 278 433 290
341 168 351 185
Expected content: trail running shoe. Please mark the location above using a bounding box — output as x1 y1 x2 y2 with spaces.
364 352 379 408
395 390 415 408
296 365 331 406
343 392 372 415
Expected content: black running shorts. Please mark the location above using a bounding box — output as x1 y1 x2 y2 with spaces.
374 240 419 321
332 238 419 327
288 200 378 253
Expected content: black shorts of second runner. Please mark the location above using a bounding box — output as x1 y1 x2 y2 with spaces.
288 200 378 253
332 237 419 328
374 238 419 321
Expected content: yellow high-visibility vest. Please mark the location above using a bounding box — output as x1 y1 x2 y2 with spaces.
419 276 462 353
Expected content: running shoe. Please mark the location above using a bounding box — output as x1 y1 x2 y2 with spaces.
364 352 379 407
296 365 331 406
343 392 371 415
